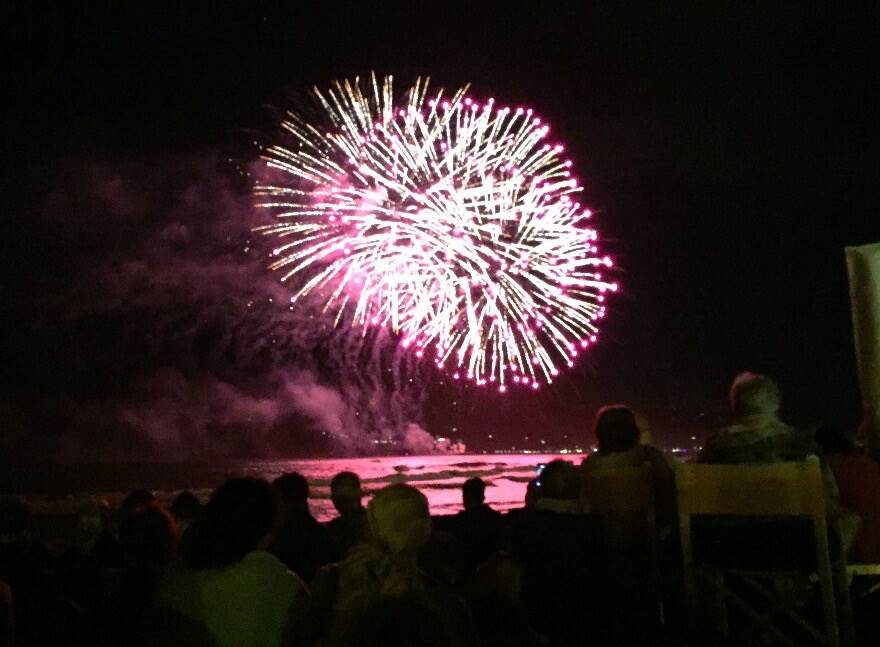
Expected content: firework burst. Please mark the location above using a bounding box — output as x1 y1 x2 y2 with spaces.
255 74 617 392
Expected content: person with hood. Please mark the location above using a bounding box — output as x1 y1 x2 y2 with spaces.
320 484 474 647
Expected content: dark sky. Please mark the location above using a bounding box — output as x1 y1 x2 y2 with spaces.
3 3 878 460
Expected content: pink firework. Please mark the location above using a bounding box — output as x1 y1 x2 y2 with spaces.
255 73 617 391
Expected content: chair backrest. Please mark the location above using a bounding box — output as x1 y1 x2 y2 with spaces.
676 455 826 522
581 462 656 549
676 456 840 647
582 462 663 625
582 461 655 514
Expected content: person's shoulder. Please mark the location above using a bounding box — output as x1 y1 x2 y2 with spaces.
581 450 608 471
244 551 307 588
481 504 503 518
638 444 678 473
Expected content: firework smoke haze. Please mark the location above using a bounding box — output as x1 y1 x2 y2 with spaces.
1 156 433 461
256 74 618 393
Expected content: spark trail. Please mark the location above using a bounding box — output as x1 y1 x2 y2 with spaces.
255 74 617 392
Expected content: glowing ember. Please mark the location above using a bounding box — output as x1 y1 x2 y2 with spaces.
255 73 617 389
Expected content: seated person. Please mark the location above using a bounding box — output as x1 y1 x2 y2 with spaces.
170 491 202 536
815 424 880 562
696 372 848 568
699 372 814 464
0 497 71 645
326 471 367 558
319 484 473 647
581 405 677 535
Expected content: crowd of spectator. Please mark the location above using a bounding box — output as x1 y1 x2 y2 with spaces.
1 371 878 646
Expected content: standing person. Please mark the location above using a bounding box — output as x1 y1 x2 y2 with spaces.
157 478 310 647
508 460 609 646
453 478 504 578
271 472 338 584
327 472 367 558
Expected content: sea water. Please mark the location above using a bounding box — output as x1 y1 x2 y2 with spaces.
6 454 573 521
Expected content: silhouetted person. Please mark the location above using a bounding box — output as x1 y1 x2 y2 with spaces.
699 372 813 464
119 505 177 578
687 378 864 645
461 477 487 511
120 490 156 520
523 478 541 509
170 491 202 534
82 504 181 647
326 471 367 557
170 491 202 558
453 478 503 578
505 479 541 527
698 373 850 529
270 472 337 583
582 405 677 534
0 497 73 645
582 407 675 643
58 501 123 620
157 478 309 647
508 460 608 646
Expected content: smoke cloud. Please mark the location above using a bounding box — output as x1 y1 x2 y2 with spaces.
1 154 440 461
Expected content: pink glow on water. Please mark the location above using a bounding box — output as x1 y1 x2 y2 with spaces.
297 454 577 519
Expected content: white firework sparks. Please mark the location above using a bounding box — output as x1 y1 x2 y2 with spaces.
255 73 617 392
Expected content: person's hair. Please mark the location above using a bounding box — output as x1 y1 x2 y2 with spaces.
538 460 579 500
331 471 362 496
273 472 310 508
188 478 278 568
814 424 854 456
367 484 431 555
462 477 486 506
729 372 780 417
119 504 177 570
594 405 640 453
171 491 202 523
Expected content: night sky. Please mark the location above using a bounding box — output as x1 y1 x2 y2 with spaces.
3 4 878 461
